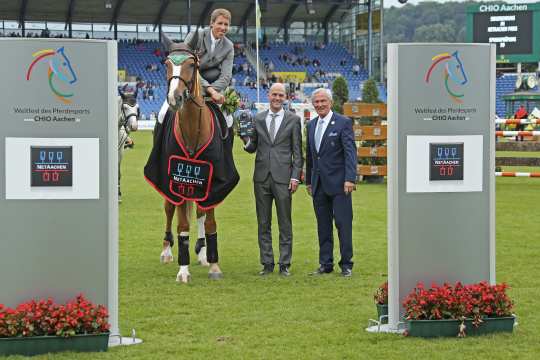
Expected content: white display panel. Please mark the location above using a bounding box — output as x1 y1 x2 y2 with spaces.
406 135 483 193
5 137 100 199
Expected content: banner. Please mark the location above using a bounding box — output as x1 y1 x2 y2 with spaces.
272 71 306 83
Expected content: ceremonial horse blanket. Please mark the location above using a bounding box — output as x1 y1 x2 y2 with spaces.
144 103 239 210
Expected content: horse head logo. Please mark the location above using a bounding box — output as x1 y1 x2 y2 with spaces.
425 51 468 104
26 47 78 104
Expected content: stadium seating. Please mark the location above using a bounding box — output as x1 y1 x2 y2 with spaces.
118 39 526 119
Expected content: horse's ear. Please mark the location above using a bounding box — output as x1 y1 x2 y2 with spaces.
161 33 173 52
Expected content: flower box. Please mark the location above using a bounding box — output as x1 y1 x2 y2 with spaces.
403 281 515 337
1 294 110 356
407 316 515 338
0 332 109 357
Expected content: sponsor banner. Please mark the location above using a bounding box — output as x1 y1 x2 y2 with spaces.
272 71 306 83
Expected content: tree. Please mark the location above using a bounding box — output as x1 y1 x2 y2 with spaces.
362 78 380 103
332 76 349 113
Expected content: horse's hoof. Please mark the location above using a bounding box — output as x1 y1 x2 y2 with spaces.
176 273 191 284
160 246 174 264
177 274 191 283
197 247 209 267
208 272 223 280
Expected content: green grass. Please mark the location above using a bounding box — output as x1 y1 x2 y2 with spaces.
496 151 540 158
10 132 540 359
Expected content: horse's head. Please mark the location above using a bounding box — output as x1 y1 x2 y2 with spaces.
50 47 78 85
164 42 200 112
446 51 468 86
119 90 139 131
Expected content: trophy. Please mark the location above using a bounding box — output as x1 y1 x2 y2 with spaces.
237 110 255 138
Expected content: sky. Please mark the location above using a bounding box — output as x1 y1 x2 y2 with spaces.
384 0 539 8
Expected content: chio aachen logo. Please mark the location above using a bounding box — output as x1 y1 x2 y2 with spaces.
26 47 78 104
425 51 468 104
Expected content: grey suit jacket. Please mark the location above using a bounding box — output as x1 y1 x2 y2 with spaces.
245 110 304 185
184 28 234 93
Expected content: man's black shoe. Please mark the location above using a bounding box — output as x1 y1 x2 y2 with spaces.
341 268 352 277
259 264 274 276
309 266 333 275
279 265 291 277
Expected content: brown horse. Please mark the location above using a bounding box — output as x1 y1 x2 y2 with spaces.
154 43 220 283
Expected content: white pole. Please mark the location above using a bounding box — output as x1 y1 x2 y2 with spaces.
255 0 260 104
380 0 384 83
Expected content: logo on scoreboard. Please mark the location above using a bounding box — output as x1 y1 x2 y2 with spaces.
26 47 78 104
30 146 73 187
429 143 464 181
425 51 469 104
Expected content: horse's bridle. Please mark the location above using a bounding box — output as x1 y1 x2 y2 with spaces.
166 49 204 108
166 48 207 157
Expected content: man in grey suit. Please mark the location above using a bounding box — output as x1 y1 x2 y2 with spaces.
243 83 304 276
183 8 234 104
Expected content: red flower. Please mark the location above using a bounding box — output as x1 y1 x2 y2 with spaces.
403 281 513 324
0 294 109 338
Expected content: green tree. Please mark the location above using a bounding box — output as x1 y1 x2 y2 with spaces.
332 76 349 113
361 78 380 103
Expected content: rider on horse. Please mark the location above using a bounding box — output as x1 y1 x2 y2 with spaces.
148 8 238 281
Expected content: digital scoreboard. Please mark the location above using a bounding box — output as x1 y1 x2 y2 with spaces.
429 143 464 181
467 3 540 63
30 146 73 187
473 10 532 55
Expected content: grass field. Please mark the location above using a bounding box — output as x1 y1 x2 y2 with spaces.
11 132 540 360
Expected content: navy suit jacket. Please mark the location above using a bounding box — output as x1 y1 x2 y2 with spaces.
305 112 357 196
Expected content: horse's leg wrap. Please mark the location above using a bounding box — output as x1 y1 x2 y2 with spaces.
164 231 174 247
178 234 190 266
206 232 218 264
195 237 206 255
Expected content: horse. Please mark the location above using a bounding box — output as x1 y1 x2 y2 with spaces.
144 40 239 283
118 89 139 201
26 46 78 104
425 50 468 104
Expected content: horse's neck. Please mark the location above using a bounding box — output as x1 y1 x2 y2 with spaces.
176 99 211 152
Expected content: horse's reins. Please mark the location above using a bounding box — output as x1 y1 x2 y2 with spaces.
167 50 206 157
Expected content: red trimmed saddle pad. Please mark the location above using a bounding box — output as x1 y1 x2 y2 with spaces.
168 155 213 201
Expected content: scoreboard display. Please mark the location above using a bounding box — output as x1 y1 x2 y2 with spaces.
30 146 73 187
467 3 540 63
473 11 532 55
429 143 464 181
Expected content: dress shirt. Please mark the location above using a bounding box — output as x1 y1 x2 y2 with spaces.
265 109 285 139
315 110 333 151
210 32 220 53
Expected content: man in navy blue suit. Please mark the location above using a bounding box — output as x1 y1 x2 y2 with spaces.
306 88 357 277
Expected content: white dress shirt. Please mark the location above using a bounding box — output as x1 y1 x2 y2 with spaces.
315 110 333 150
210 32 220 53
